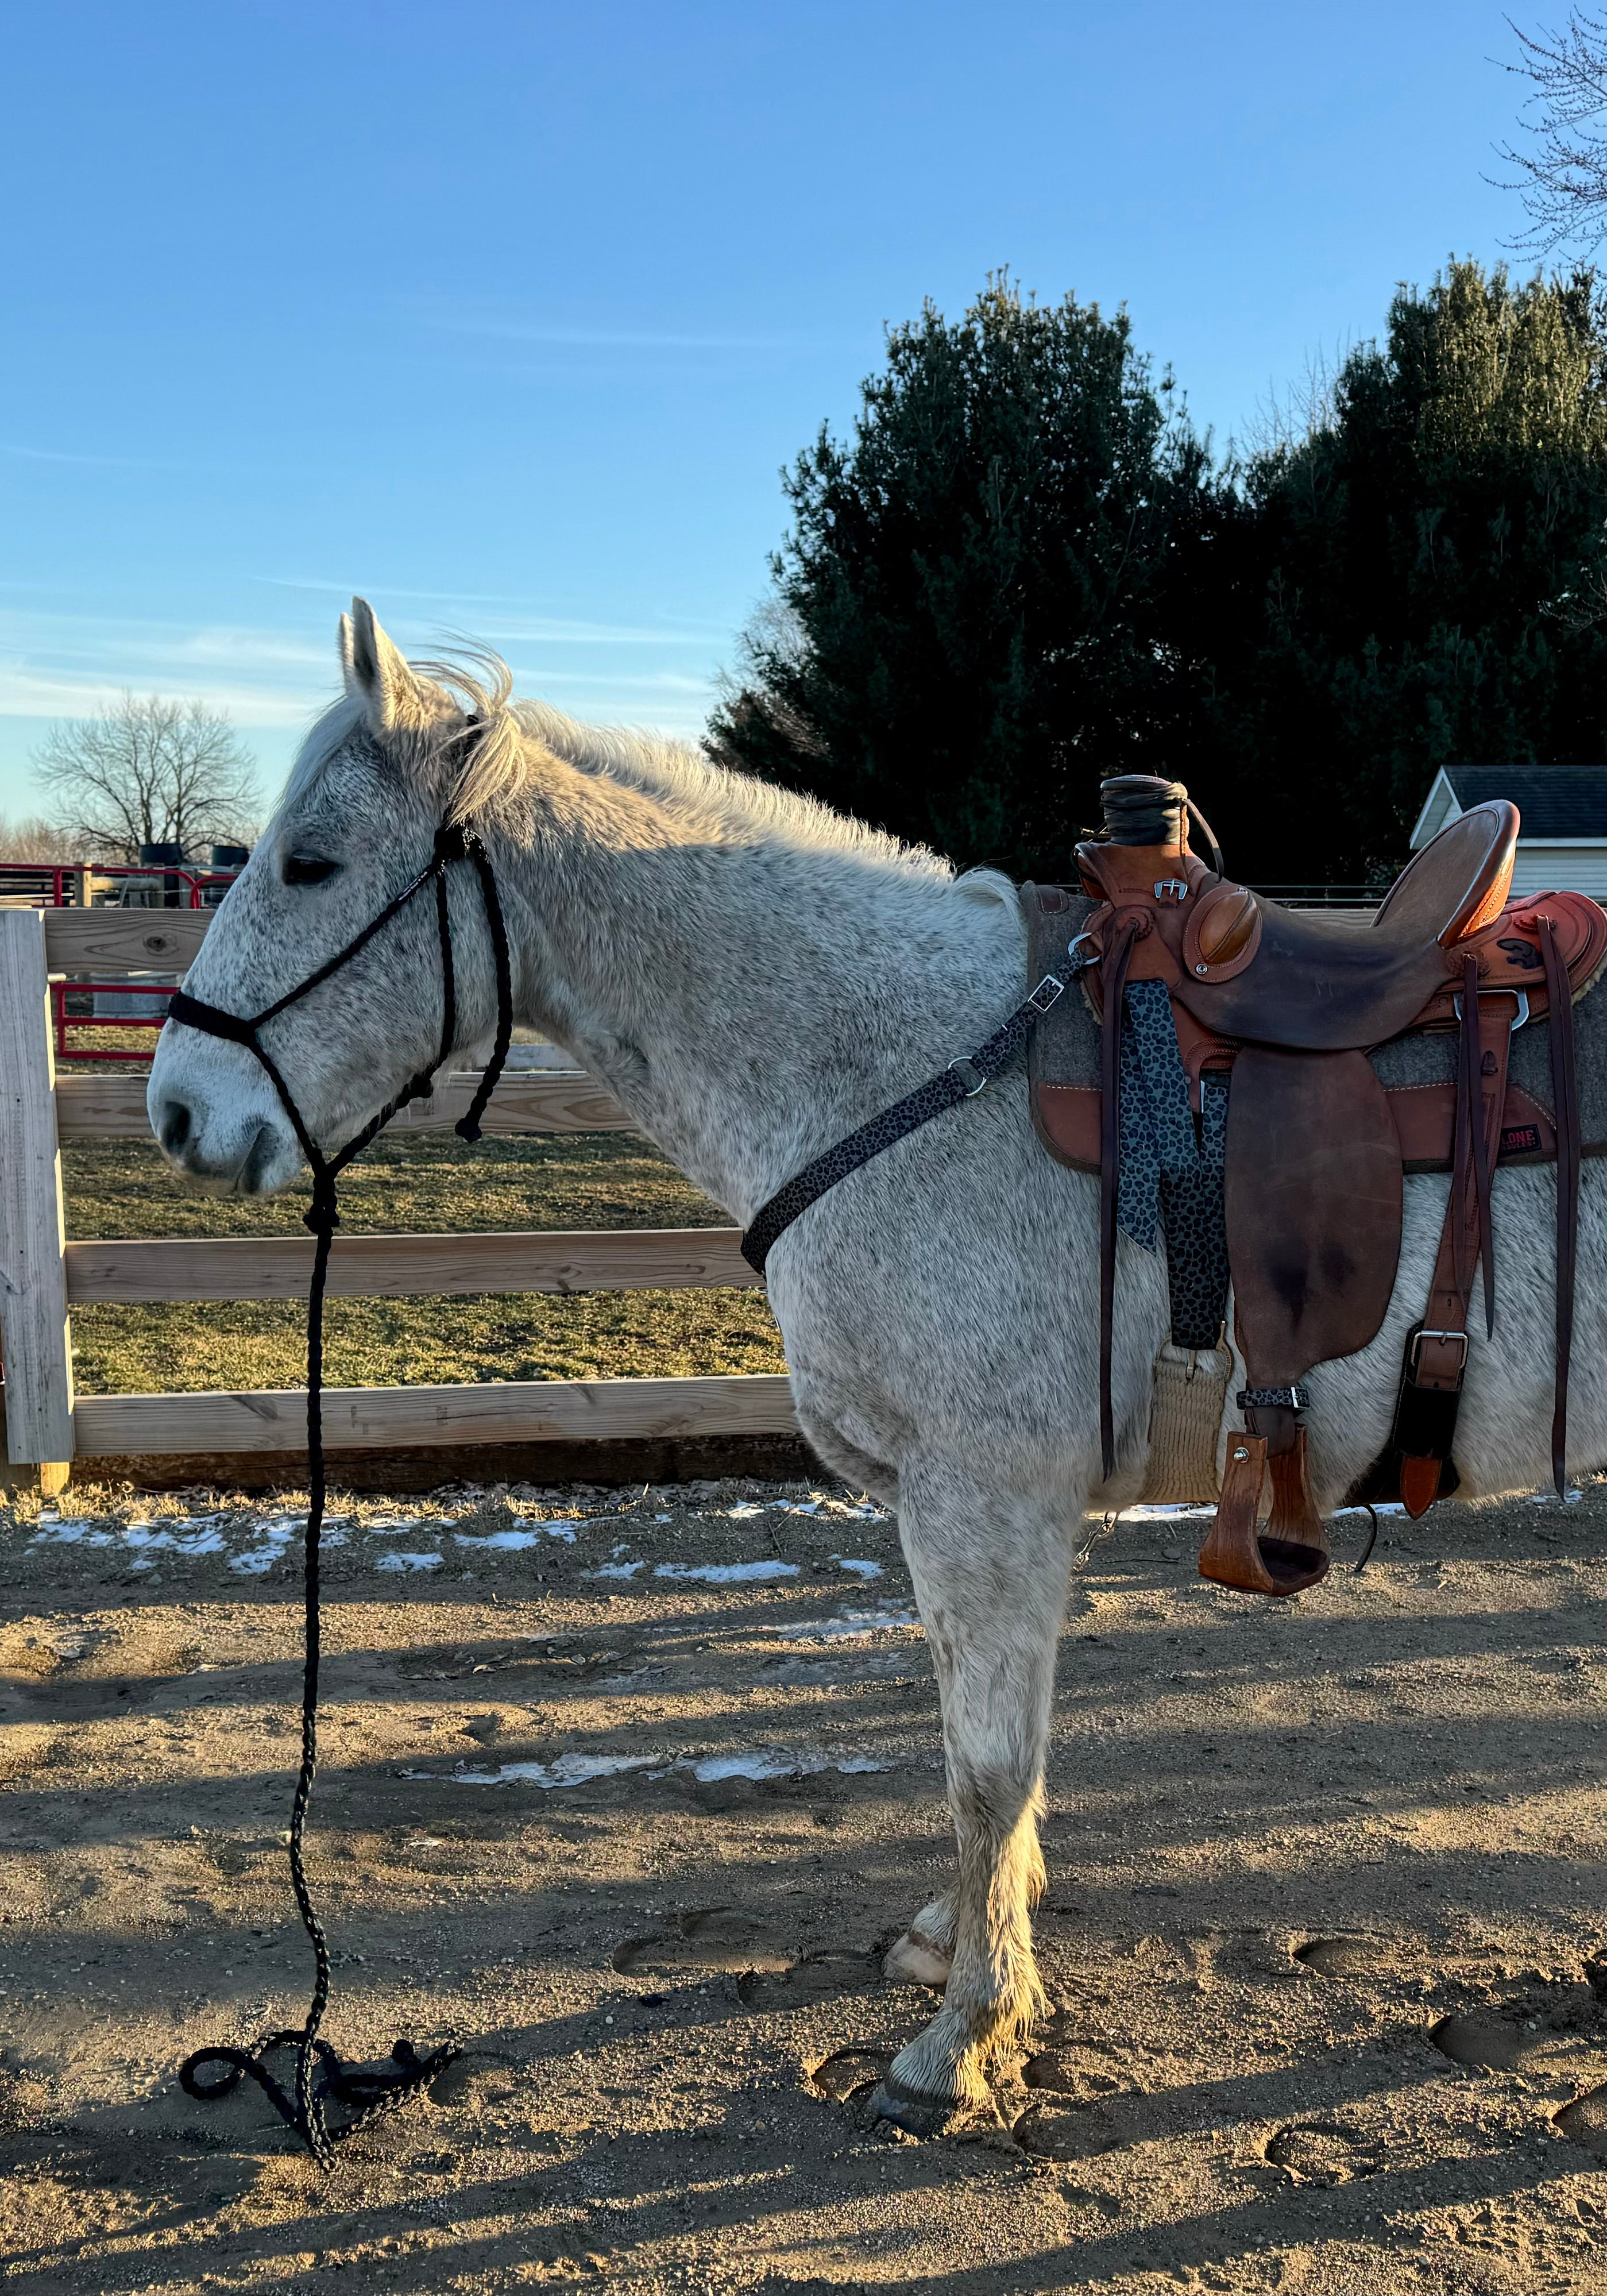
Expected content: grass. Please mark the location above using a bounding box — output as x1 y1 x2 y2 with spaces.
63 1130 787 1395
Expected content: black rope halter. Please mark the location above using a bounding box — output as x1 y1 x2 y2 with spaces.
165 815 514 2164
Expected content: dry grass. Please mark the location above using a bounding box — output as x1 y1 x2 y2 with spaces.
62 1132 786 1394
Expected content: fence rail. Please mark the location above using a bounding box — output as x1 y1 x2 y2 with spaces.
53 1066 636 1142
64 1226 758 1303
72 1373 798 1456
0 905 789 1485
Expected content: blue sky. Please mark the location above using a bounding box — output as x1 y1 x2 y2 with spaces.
0 0 1539 821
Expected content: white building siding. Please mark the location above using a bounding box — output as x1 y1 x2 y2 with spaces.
1509 844 1607 899
1412 774 1459 844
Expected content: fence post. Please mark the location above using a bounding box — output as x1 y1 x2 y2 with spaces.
0 909 74 1492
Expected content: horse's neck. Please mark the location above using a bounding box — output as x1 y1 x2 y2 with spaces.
501 797 1020 1221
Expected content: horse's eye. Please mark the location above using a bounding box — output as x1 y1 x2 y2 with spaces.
283 854 340 886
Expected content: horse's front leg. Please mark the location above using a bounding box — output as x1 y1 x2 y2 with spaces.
872 1460 1072 2134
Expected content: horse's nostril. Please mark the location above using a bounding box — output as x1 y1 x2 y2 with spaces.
158 1098 192 1155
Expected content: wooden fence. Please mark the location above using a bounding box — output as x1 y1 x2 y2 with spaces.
0 908 796 1490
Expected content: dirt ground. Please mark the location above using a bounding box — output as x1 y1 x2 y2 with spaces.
6 1472 1607 2293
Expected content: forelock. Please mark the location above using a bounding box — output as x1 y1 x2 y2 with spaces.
279 650 532 830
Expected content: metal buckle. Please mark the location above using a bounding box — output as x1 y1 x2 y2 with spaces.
1452 988 1529 1032
1154 878 1189 902
1027 974 1065 1013
947 1056 988 1097
1408 1327 1470 1376
1066 929 1099 972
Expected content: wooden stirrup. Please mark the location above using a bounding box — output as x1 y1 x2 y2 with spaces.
1198 1430 1331 1599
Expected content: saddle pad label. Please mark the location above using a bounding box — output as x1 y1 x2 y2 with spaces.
1502 1121 1542 1157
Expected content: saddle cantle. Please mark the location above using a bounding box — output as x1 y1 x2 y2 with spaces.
1028 775 1607 1599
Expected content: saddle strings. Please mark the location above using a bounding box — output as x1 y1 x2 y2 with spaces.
171 817 514 2165
1539 913 1581 1498
1098 910 1145 1479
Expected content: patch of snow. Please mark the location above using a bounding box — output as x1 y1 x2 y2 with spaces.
687 1748 887 1783
1331 1503 1407 1519
227 1517 304 1576
454 1523 575 1552
653 1560 799 1584
725 1502 767 1519
1125 1503 1215 1521
438 1751 658 1789
29 1519 115 1548
589 1560 646 1580
772 1604 921 1642
121 1523 228 1560
832 1557 883 1580
374 1552 444 1574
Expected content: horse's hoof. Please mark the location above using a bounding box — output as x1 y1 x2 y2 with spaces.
867 2077 961 2138
883 1930 952 1988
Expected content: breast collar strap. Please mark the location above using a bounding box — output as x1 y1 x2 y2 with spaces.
167 819 514 1236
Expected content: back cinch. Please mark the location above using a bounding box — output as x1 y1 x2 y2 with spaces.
165 817 514 2166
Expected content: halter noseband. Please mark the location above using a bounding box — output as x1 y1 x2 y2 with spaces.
167 819 514 1236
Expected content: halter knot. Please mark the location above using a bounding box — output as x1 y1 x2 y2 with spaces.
303 1182 339 1237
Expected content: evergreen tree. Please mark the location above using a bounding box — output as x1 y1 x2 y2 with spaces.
1207 258 1607 882
713 261 1607 886
707 277 1218 874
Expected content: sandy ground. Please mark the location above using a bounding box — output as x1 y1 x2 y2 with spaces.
5 1475 1607 2292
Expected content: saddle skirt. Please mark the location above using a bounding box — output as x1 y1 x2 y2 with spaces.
1024 788 1607 1600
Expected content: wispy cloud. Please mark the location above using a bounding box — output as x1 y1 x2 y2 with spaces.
0 603 725 753
441 318 799 352
0 441 166 471
254 577 734 647
0 441 263 477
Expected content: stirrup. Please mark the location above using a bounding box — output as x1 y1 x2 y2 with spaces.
1198 1428 1330 1599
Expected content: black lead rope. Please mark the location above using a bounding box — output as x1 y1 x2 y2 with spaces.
168 818 515 2165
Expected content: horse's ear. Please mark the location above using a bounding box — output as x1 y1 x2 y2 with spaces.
343 597 423 735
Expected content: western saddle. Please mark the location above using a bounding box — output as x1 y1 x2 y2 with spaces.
1026 774 1607 1598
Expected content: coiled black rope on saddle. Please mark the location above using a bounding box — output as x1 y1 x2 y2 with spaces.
167 813 514 2164
1094 774 1225 877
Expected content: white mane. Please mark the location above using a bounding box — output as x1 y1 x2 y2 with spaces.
283 649 955 883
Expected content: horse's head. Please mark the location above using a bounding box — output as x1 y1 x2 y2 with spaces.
148 600 523 1195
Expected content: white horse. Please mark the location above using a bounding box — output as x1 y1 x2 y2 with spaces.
148 601 1607 2132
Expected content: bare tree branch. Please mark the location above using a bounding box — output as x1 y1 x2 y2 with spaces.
0 813 89 863
1496 11 1607 253
31 694 261 860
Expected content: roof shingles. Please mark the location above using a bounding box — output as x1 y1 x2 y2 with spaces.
1444 765 1607 839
